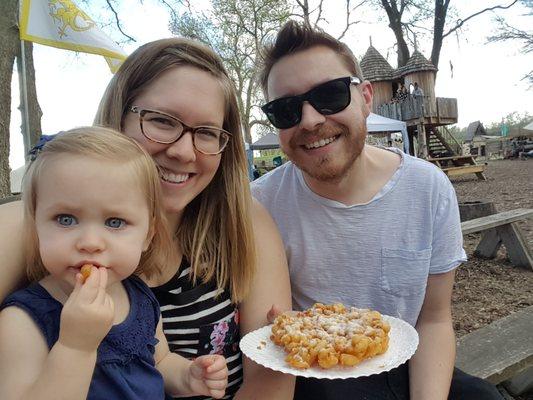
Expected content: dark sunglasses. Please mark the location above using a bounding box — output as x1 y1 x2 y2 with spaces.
261 76 361 129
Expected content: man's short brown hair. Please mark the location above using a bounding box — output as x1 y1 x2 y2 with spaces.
259 20 364 99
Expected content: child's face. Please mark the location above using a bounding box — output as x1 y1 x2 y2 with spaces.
34 155 152 289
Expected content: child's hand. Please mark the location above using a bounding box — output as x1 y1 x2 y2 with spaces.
188 355 228 399
58 266 115 352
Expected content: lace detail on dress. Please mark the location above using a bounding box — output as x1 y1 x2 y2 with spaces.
97 278 160 365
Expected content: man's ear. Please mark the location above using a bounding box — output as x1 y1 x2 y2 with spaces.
359 81 374 111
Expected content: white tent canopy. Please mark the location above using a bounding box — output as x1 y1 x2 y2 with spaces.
366 113 409 153
250 113 409 153
10 164 26 194
523 121 533 131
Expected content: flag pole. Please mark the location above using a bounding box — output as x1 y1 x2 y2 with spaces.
17 39 32 162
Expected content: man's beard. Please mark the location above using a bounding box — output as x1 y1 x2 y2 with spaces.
288 120 367 183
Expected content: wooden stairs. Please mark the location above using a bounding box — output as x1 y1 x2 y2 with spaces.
426 127 487 181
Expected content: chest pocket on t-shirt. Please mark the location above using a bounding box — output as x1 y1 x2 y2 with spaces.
380 248 431 296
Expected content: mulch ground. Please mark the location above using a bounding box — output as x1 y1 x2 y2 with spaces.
450 158 533 400
451 158 533 337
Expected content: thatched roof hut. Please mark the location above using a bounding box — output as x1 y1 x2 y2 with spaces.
360 45 395 81
396 50 437 77
360 45 395 111
396 50 437 108
465 121 487 142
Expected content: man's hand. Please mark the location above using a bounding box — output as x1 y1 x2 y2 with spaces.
188 355 228 399
267 304 285 324
58 266 114 352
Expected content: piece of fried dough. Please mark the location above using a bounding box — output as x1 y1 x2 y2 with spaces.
80 264 93 283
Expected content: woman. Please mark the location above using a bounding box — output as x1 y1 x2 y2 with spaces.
0 38 293 399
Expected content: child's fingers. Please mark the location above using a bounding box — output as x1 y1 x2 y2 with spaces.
78 266 101 302
205 356 227 374
208 388 226 399
204 378 228 389
67 273 84 302
104 293 114 313
194 355 214 368
94 268 109 305
98 267 108 289
204 368 228 380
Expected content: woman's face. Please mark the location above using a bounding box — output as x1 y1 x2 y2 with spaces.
122 66 226 223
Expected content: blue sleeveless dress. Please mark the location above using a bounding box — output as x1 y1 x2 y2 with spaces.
1 276 166 400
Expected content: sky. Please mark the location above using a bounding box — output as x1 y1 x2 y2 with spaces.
9 0 533 170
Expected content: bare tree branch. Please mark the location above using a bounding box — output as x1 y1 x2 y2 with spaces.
313 0 325 27
442 0 518 39
105 0 136 41
157 0 180 20
337 0 366 40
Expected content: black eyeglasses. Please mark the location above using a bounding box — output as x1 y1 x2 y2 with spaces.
261 76 361 129
129 106 232 155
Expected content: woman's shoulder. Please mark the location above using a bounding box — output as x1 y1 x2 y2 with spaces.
0 198 23 220
250 198 283 238
0 199 27 302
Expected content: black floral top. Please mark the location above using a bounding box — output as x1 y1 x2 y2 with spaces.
151 259 242 400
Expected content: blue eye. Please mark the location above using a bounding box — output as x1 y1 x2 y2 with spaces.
105 218 126 229
56 214 77 226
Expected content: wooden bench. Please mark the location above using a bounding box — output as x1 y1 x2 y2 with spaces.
461 208 533 269
427 155 487 181
441 164 486 179
456 306 533 390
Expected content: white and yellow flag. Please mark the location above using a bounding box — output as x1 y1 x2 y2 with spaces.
19 0 127 73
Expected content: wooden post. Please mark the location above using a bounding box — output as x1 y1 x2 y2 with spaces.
475 229 502 259
459 201 496 222
497 223 533 270
417 122 428 158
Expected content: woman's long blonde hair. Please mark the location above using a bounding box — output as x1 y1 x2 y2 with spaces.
94 38 255 303
22 127 172 282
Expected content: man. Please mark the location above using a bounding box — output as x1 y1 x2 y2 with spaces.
412 81 424 97
252 21 502 400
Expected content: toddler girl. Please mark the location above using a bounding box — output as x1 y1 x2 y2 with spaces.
0 127 227 400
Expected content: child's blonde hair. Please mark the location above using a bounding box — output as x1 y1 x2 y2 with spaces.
22 126 172 281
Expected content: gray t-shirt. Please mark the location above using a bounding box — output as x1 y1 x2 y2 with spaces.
251 149 466 326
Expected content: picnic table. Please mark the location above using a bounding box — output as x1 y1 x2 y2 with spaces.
427 155 486 181
456 306 533 394
460 208 533 269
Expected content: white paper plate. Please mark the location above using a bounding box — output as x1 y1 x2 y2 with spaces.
239 315 418 379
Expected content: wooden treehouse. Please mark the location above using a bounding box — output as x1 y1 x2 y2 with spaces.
360 46 486 180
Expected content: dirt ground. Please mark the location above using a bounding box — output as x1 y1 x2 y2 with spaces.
450 159 533 399
450 158 533 337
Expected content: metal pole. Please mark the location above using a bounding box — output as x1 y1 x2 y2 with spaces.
17 39 32 162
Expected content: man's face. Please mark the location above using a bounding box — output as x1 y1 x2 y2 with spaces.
267 45 373 182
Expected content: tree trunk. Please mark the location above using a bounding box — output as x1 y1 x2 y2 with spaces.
242 120 252 145
430 0 449 69
21 41 42 148
0 0 19 198
381 0 410 67
0 0 42 199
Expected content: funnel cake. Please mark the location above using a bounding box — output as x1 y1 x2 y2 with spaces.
80 264 93 283
270 303 390 370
